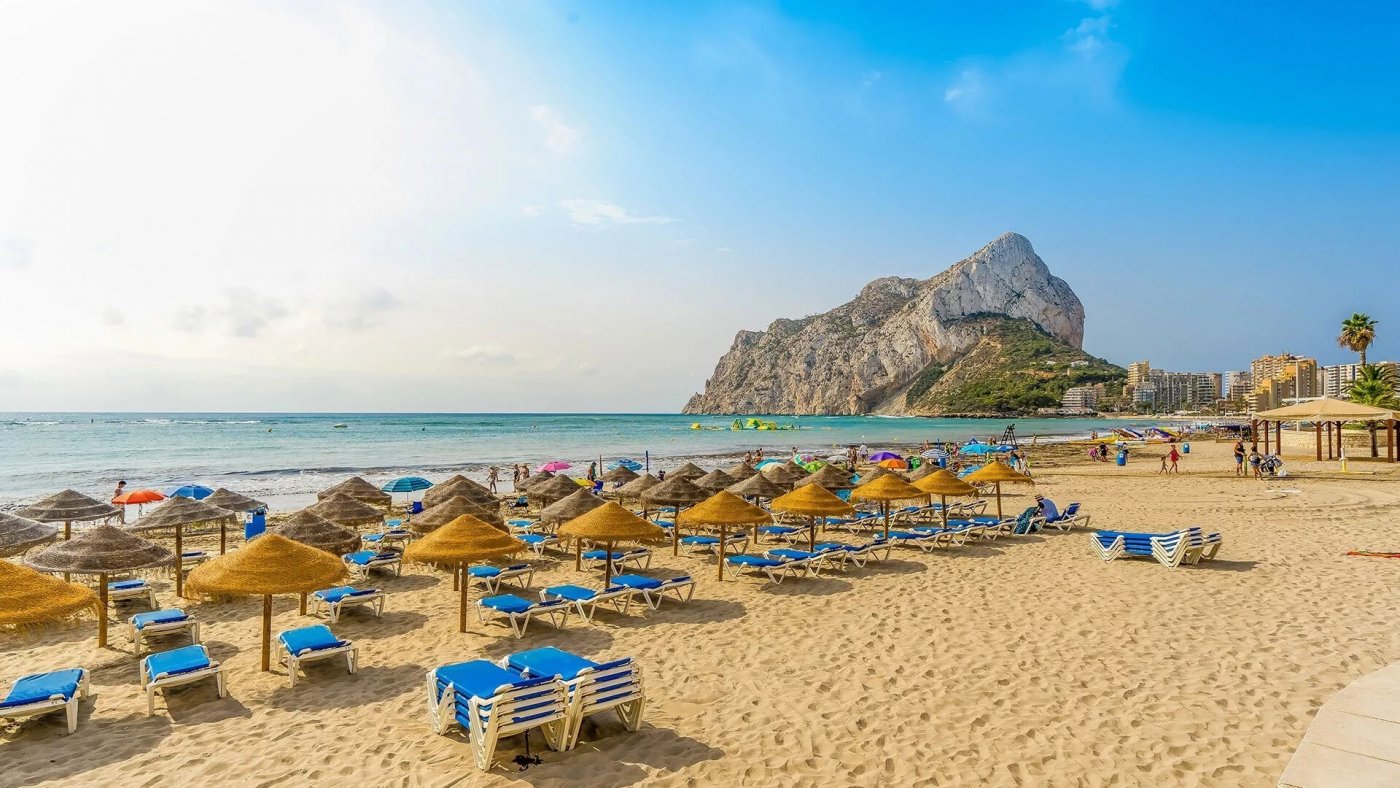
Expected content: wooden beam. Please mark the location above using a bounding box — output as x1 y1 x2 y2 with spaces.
1316 422 1322 461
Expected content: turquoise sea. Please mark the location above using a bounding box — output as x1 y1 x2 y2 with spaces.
0 412 1145 509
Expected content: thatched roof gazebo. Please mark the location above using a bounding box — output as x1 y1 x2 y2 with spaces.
762 462 807 488
307 494 386 529
272 511 361 557
557 502 666 588
677 492 772 581
515 470 554 492
0 512 61 558
403 515 524 632
850 474 929 538
770 483 854 550
317 476 392 508
1253 397 1399 461
963 461 1032 520
204 488 266 513
423 475 495 509
600 465 640 485
800 464 858 491
642 475 709 555
669 462 707 480
913 469 978 530
725 461 760 479
126 497 238 595
27 525 174 647
725 472 786 506
408 496 506 533
538 489 606 525
187 535 349 671
0 561 99 633
692 469 738 493
528 475 585 506
18 490 120 540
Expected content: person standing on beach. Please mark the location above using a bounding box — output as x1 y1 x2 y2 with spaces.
1158 454 1169 474
587 462 597 482
1249 448 1262 479
1168 446 1181 474
487 466 499 494
1233 441 1246 477
113 480 127 522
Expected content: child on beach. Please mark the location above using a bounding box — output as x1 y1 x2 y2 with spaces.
1159 454 1169 474
1249 448 1262 479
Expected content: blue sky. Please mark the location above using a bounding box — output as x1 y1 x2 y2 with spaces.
0 1 1396 410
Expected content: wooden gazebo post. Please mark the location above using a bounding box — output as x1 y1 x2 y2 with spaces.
1315 422 1323 461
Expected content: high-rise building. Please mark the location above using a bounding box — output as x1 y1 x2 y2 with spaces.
1249 353 1319 410
1321 362 1400 398
1135 369 1221 411
1126 360 1151 388
1061 386 1100 412
1224 371 1253 403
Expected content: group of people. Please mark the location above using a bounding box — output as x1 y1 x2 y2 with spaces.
1233 440 1283 479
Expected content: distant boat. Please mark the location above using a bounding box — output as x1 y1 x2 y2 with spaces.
332 423 348 429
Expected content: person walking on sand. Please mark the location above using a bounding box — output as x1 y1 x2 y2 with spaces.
1249 448 1262 479
1158 453 1169 474
487 466 499 494
1168 446 1181 474
113 480 127 522
1233 441 1246 477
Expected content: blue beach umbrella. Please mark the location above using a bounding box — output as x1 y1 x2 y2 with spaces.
382 476 433 494
165 484 214 500
609 459 644 471
958 444 1007 456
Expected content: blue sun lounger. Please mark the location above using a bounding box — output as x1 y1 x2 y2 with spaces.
0 668 90 734
108 578 156 608
608 574 696 608
725 554 807 583
505 647 644 751
517 533 559 556
678 532 748 556
1091 526 1222 568
140 644 226 717
540 584 637 621
476 595 569 637
311 586 385 623
425 660 569 770
764 547 847 575
277 625 358 688
129 609 200 655
467 563 534 593
581 548 651 574
343 550 402 577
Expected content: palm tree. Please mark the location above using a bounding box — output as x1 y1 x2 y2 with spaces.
1347 364 1397 457
1338 313 1378 366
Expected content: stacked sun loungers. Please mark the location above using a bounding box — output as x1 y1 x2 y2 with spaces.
1090 526 1223 568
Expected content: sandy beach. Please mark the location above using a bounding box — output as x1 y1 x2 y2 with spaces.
5 439 1400 786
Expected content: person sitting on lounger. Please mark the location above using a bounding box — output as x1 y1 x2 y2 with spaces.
1034 494 1059 523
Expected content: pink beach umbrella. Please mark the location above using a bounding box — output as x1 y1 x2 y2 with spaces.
538 461 572 473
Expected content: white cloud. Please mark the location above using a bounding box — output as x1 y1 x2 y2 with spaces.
1064 15 1113 59
530 104 581 155
521 205 542 217
172 289 290 338
0 238 31 268
944 68 986 104
443 345 528 366
715 247 733 253
326 288 401 331
560 199 675 226
861 70 882 88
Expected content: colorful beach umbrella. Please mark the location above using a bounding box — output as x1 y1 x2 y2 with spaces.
538 461 572 474
164 484 215 500
867 451 902 462
876 458 909 470
609 459 644 471
113 489 166 506
382 476 433 494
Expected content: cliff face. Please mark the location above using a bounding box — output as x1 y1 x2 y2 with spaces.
682 232 1092 415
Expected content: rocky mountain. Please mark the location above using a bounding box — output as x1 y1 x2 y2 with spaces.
682 232 1121 416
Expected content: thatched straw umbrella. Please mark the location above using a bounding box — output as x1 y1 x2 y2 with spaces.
855 466 894 485
0 561 100 633
403 515 524 633
529 475 584 506
205 488 266 513
515 470 554 492
600 465 639 485
539 489 605 527
913 469 979 530
423 475 494 509
725 461 760 479
27 525 173 647
692 469 738 493
0 512 61 558
669 461 707 480
317 476 392 508
18 490 120 541
850 475 929 539
642 476 708 556
126 497 237 597
186 535 348 671
677 492 771 581
557 502 665 588
800 464 858 492
307 494 386 529
964 461 1033 520
611 473 661 518
762 462 807 488
273 511 361 557
409 496 506 534
726 472 786 502
770 483 855 551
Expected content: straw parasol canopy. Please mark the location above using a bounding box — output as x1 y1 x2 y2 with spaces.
669 461 707 480
678 492 772 581
726 472 787 501
762 462 807 488
913 469 979 529
423 475 494 508
771 483 855 550
409 496 506 533
855 465 894 485
600 465 640 484
307 493 386 529
529 474 585 505
0 512 61 558
692 468 738 493
403 515 525 632
204 488 266 512
557 501 666 587
186 534 349 671
27 525 174 647
801 464 858 491
725 460 760 479
515 470 554 492
539 489 606 524
271 511 361 557
18 490 120 539
0 561 99 632
613 473 660 499
851 474 930 538
126 496 238 589
965 461 1033 519
642 475 709 555
906 463 940 481
317 476 392 507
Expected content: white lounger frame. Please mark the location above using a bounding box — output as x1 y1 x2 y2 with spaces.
630 576 696 609
129 616 201 656
540 587 637 622
347 554 403 578
280 638 358 688
312 589 386 624
109 582 158 608
425 669 569 770
471 565 535 594
0 669 90 734
476 599 569 638
139 650 227 717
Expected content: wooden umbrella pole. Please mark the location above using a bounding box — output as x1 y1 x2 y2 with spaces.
574 538 582 571
809 516 817 551
717 525 726 582
995 482 1003 520
941 495 949 530
220 521 227 554
98 573 108 648
672 504 681 556
261 595 272 671
63 521 72 582
299 592 307 615
603 541 614 589
175 525 185 598
883 502 890 539
452 563 459 591
459 565 468 633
